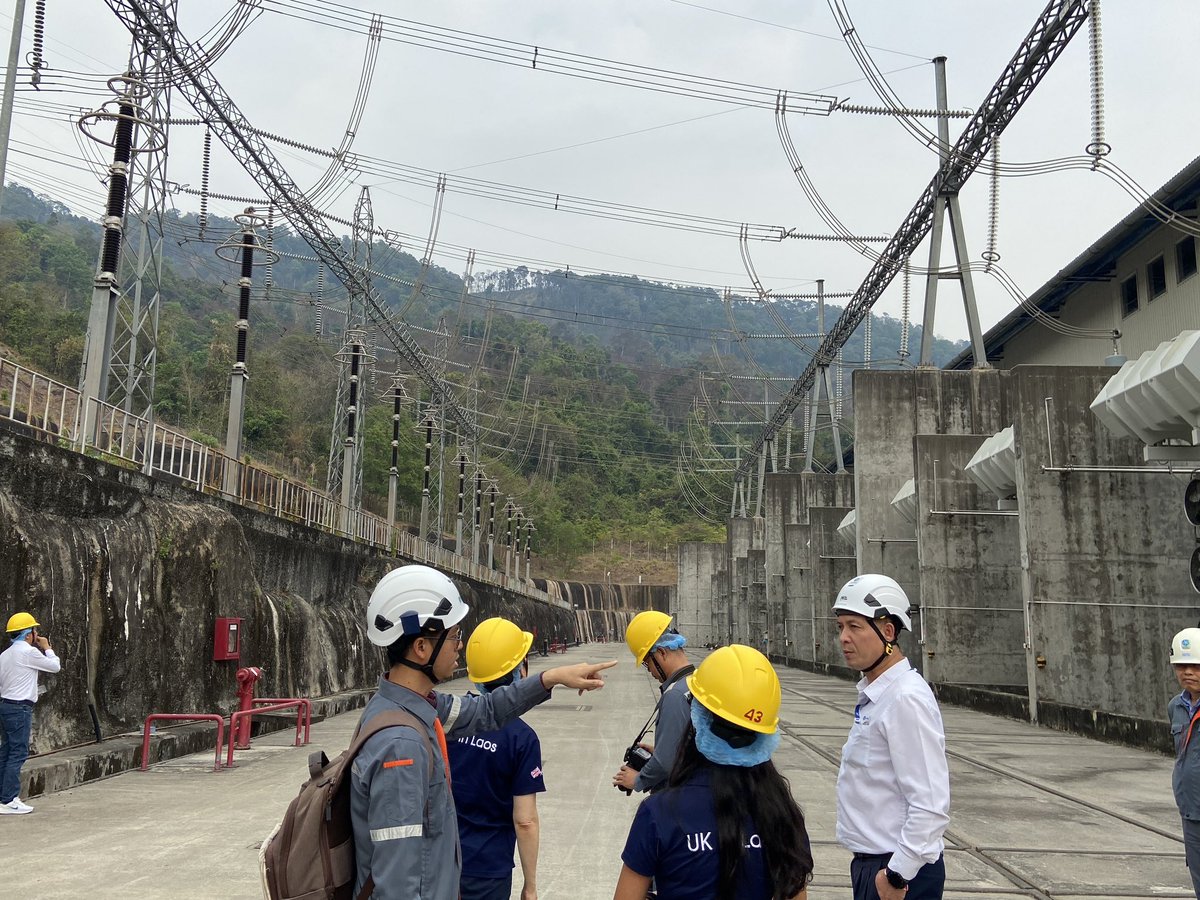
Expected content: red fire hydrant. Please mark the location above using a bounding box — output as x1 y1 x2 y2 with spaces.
234 666 265 749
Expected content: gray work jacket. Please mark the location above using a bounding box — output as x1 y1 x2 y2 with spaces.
634 664 694 793
351 673 552 899
1170 692 1200 820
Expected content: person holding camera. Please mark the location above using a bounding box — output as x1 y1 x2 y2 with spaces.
0 611 61 816
613 645 812 900
612 612 693 796
448 617 546 900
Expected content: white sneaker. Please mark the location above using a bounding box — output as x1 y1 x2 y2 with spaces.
0 799 31 815
12 798 32 812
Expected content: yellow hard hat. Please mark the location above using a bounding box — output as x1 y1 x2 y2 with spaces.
466 617 534 684
625 610 672 665
687 645 780 735
5 612 39 633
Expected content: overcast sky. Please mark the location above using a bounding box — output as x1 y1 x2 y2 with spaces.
5 1 1199 349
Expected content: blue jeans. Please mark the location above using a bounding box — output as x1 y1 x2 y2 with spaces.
459 873 513 900
850 853 945 900
0 701 33 803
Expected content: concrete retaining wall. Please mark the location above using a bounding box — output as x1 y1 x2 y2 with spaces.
0 429 576 755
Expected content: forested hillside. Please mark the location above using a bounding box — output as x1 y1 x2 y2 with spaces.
0 183 962 577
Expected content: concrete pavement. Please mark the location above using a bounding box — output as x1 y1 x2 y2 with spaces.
1 645 1192 899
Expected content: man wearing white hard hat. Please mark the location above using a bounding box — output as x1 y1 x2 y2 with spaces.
350 564 617 900
832 574 950 900
1168 626 1200 898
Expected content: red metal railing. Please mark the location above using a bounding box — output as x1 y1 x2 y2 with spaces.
140 714 226 772
226 700 309 768
252 697 313 746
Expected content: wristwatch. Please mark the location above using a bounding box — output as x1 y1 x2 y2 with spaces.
884 867 909 890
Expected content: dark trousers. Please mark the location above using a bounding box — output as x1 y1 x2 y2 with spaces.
850 853 945 900
0 701 33 803
1184 817 1200 899
459 873 513 900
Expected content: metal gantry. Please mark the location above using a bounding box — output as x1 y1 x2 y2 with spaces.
734 0 1091 487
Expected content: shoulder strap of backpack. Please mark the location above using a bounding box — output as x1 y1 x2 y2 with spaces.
346 709 439 900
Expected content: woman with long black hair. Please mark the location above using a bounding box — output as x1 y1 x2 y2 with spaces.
613 645 812 900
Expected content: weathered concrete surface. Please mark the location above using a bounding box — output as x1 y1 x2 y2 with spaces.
675 542 722 645
1011 367 1198 747
763 472 855 665
913 434 1024 689
4 648 1192 899
0 428 576 755
536 580 672 644
853 368 1014 669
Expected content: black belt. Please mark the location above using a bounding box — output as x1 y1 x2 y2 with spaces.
852 852 891 861
0 698 34 707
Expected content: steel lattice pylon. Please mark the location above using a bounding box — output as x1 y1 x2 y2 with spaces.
734 0 1092 484
327 186 374 507
79 1 175 448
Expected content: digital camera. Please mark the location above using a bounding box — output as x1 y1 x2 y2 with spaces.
618 744 653 795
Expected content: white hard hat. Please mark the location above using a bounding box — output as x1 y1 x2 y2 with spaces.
367 565 469 647
832 574 913 632
1172 628 1200 664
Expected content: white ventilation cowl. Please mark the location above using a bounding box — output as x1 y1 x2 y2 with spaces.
965 426 1017 500
837 509 856 547
890 478 918 524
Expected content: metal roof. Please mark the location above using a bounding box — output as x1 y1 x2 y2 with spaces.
945 156 1200 370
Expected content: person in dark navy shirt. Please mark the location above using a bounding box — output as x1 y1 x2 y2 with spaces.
616 645 812 900
449 617 546 900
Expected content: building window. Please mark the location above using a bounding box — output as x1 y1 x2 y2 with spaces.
1120 274 1139 317
1178 236 1198 282
1147 256 1167 299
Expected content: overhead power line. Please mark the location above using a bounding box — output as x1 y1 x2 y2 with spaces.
734 0 1093 482
255 0 839 115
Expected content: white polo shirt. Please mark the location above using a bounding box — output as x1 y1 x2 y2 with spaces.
0 641 61 702
835 658 950 881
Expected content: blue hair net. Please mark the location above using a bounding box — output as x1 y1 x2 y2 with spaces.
691 702 779 768
653 632 687 652
9 628 31 645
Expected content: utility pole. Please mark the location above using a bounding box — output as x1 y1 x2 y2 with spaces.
471 467 483 563
918 57 987 368
0 0 28 220
384 374 408 531
328 186 374 509
454 451 467 554
218 210 272 498
419 411 435 544
486 482 498 569
78 8 176 452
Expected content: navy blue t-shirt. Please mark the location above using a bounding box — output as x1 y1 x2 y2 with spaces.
622 769 779 900
448 713 545 878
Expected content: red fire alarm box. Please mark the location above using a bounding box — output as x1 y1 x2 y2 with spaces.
214 617 243 661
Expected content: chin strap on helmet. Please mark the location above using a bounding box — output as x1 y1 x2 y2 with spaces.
397 627 452 684
861 616 897 673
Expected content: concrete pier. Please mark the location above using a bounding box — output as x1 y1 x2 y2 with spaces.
2 645 1191 898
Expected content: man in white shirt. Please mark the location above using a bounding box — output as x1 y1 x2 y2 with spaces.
833 575 950 900
0 611 61 815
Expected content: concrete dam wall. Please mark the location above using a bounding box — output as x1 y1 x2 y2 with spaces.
0 429 575 754
535 580 673 644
